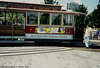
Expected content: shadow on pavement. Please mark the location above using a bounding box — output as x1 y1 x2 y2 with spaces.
90 45 100 49
0 43 99 48
0 43 100 52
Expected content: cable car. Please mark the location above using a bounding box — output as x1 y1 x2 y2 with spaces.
0 1 86 43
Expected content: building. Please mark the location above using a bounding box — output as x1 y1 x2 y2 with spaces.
67 0 82 11
67 2 79 11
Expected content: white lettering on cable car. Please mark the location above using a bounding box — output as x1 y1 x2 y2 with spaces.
25 34 73 40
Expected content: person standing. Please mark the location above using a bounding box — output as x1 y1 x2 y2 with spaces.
84 25 93 48
93 27 97 40
96 28 99 40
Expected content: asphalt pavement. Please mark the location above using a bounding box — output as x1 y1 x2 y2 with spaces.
0 41 100 52
0 47 100 68
0 41 100 68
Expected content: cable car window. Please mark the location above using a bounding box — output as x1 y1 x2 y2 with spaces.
6 13 12 25
27 12 38 24
63 14 73 26
52 14 61 25
0 12 5 25
68 15 72 26
0 12 12 29
70 15 73 26
0 11 25 30
63 14 68 25
13 13 25 29
40 13 50 25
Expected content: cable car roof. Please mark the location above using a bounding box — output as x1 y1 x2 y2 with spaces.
0 1 86 15
0 7 86 15
0 0 62 7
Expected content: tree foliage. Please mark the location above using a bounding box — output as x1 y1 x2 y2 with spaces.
87 4 100 27
75 4 87 26
44 0 59 5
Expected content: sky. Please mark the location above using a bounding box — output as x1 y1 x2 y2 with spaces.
57 0 99 14
80 0 99 14
1 0 99 14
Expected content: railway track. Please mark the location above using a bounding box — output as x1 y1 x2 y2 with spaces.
0 47 73 57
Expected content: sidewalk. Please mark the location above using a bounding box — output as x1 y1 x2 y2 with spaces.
83 40 100 46
90 40 100 43
84 39 100 43
90 41 100 47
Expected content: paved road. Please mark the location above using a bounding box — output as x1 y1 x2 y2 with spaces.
0 43 100 52
0 47 100 68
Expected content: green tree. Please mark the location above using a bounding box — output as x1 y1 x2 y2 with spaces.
87 4 100 27
86 13 94 26
44 0 59 5
44 0 53 4
75 4 87 26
